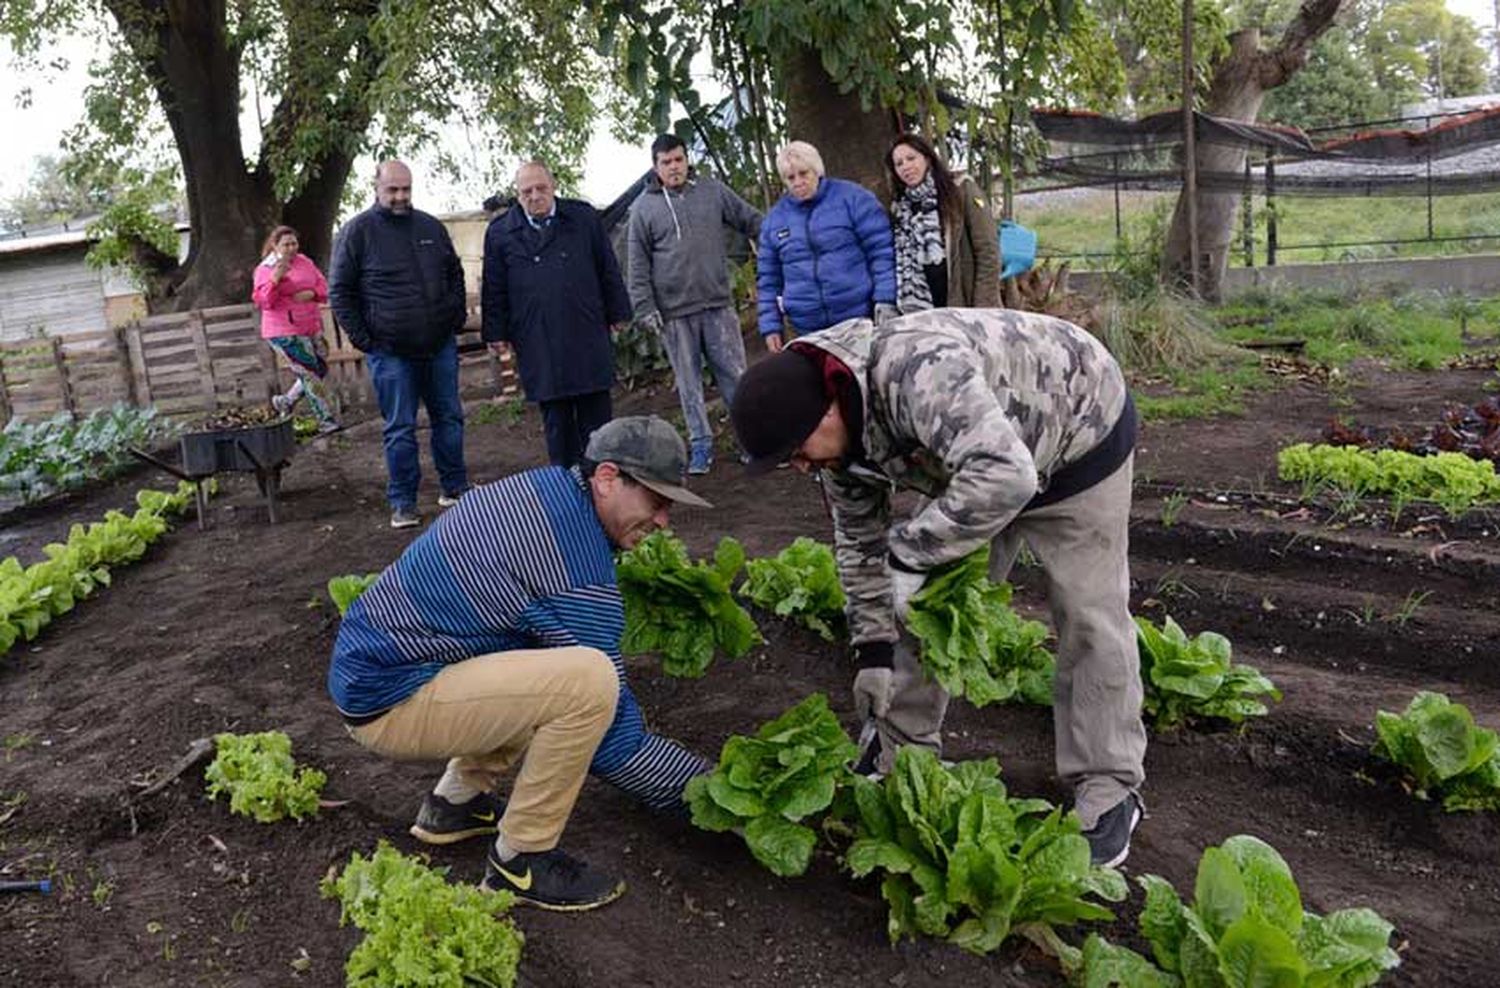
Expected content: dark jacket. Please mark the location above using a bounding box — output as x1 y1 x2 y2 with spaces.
756 177 895 336
328 205 466 356
481 198 631 403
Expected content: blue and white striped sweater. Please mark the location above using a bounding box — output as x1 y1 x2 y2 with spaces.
328 466 709 810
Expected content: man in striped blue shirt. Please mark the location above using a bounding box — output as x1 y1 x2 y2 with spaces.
329 416 713 911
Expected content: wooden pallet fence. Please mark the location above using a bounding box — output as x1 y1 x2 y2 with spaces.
0 329 134 424
1 301 520 426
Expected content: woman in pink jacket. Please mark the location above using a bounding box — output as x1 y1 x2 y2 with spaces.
252 225 341 432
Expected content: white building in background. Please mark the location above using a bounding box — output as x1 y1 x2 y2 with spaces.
1400 92 1500 121
0 227 147 342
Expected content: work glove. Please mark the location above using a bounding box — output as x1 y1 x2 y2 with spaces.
852 642 896 721
888 561 927 622
638 310 665 334
873 302 900 326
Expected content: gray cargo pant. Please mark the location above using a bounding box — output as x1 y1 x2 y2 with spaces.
661 306 747 456
872 455 1146 829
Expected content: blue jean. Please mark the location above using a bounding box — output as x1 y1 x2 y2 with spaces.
366 340 468 511
661 306 747 455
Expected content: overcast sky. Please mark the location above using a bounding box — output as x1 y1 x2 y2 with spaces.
2 2 1496 213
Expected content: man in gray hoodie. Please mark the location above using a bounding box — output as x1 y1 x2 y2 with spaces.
626 134 762 474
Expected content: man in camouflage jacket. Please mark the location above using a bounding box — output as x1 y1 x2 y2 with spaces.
730 307 1147 866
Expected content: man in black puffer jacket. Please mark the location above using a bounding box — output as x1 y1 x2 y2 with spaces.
330 160 471 530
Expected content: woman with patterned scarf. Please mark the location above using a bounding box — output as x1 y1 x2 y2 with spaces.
886 134 1001 313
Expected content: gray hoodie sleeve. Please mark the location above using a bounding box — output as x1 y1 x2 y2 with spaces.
719 183 762 243
625 205 658 320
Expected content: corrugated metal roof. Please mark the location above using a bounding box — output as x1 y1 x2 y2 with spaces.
0 228 92 257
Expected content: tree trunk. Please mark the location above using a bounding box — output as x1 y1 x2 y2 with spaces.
105 0 374 311
777 46 898 200
109 0 274 310
1162 0 1346 300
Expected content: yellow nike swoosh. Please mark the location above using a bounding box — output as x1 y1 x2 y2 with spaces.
472 811 496 823
494 863 532 891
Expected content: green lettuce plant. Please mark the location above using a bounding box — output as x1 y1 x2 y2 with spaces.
738 536 846 640
617 531 761 677
204 730 326 824
1373 691 1500 812
844 746 1126 957
0 481 204 658
328 573 380 615
1278 442 1500 516
0 403 175 504
1071 835 1401 987
320 841 523 988
685 693 857 876
903 547 1054 707
1136 615 1281 731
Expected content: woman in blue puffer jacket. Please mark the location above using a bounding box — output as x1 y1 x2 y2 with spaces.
756 141 896 352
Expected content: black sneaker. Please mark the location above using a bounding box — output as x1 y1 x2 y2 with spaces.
1082 793 1143 868
482 846 625 912
409 792 506 845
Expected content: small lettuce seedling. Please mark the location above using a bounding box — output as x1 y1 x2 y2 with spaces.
328 573 380 615
1136 615 1280 731
1374 690 1500 812
685 693 856 876
739 537 846 641
204 730 325 823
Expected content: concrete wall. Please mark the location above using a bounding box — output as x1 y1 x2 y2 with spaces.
1067 253 1500 298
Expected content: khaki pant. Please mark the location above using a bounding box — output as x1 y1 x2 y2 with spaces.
351 647 619 852
876 456 1146 829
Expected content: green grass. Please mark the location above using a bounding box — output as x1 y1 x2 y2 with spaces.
1021 189 1500 268
1214 289 1500 369
1135 362 1269 421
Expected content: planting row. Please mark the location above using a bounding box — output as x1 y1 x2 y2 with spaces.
0 480 209 657
0 404 172 505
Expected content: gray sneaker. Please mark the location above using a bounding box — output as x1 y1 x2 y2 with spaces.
1083 793 1143 868
390 508 421 529
437 489 468 508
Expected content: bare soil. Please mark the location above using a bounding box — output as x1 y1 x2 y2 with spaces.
2 364 1498 987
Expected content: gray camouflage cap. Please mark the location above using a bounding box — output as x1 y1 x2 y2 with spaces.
586 416 712 508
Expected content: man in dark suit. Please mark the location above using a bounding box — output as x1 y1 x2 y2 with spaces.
482 161 632 466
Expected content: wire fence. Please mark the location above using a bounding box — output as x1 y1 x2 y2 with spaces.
1018 106 1500 267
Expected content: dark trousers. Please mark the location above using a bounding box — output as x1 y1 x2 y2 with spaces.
539 390 612 467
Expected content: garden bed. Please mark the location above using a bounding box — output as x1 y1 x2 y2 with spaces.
1 365 1498 986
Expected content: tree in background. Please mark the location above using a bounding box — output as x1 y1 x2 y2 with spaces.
1160 0 1348 299
1262 27 1395 128
1 1 612 310
1364 0 1488 104
1 155 119 230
